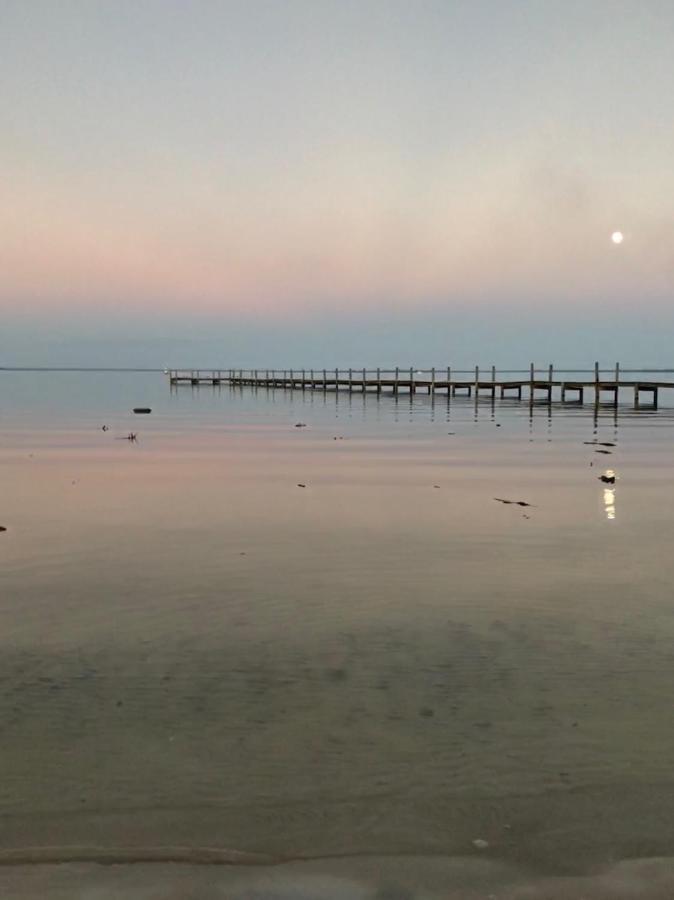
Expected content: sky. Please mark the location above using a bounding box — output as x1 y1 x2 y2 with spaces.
1 0 674 367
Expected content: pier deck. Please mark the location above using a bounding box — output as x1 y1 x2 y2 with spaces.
167 366 674 408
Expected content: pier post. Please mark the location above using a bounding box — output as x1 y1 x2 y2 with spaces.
431 366 435 395
529 363 534 405
474 365 479 397
335 367 338 391
349 368 353 392
377 367 381 393
594 361 600 405
447 366 451 395
548 364 553 403
614 362 620 406
394 366 399 395
323 368 327 391
290 368 294 390
410 366 415 393
491 364 496 399
362 367 366 392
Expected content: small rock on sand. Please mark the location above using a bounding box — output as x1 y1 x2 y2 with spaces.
472 838 489 850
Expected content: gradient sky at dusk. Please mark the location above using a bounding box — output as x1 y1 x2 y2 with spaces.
2 1 674 367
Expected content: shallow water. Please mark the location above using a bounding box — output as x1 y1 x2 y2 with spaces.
1 372 673 896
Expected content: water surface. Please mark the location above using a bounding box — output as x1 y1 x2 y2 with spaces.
1 372 673 897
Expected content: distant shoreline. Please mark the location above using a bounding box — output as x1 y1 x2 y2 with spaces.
0 367 165 372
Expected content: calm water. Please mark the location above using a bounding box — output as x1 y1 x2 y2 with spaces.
1 372 673 898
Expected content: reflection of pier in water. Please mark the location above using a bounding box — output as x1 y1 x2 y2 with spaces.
168 364 674 409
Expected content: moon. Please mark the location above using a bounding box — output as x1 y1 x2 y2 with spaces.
611 231 624 244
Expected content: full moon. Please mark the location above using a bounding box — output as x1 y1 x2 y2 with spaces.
611 231 624 244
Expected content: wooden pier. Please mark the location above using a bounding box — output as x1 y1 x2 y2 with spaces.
167 363 674 409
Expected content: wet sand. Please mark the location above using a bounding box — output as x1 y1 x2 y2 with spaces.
2 855 674 899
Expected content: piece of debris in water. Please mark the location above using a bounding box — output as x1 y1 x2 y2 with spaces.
584 441 616 447
297 483 307 488
598 474 615 484
133 408 152 414
494 498 535 507
295 423 307 428
0 526 7 533
101 425 109 432
115 433 138 442
594 449 612 454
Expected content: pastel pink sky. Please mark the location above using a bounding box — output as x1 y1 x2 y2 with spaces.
1 1 674 363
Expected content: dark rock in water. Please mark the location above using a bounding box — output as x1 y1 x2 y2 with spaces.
599 474 616 484
294 422 307 428
133 408 152 414
297 483 307 488
494 498 535 507
0 526 6 533
595 449 612 454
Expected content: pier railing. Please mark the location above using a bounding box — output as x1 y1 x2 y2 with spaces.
167 365 674 408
